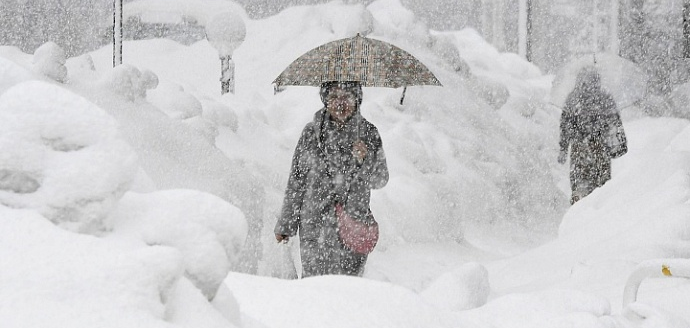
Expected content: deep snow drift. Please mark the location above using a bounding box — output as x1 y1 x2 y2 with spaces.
0 0 689 327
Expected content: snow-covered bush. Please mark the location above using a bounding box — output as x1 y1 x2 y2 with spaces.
99 64 159 101
472 76 510 110
368 0 432 45
32 41 68 83
110 189 248 300
184 116 219 144
0 81 138 234
198 96 239 131
147 82 203 119
320 3 374 37
139 68 159 96
429 34 472 77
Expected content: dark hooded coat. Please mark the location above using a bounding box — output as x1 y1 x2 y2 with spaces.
275 83 388 277
559 68 623 203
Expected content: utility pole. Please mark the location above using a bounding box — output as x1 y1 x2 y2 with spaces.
113 0 122 67
519 0 533 62
683 0 690 58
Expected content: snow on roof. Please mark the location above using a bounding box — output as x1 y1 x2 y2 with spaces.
123 0 247 26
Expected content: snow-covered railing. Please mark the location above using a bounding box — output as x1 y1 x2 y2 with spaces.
622 259 690 307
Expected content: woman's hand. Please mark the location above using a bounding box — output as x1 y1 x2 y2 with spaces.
353 140 368 163
275 234 289 243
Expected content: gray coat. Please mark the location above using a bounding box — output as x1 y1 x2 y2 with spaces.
275 107 388 276
559 69 622 203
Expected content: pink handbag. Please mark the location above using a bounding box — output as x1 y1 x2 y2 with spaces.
335 203 379 255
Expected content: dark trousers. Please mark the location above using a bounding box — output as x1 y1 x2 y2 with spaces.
300 238 368 278
570 138 611 204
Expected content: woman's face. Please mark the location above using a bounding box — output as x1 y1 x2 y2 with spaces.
325 85 357 123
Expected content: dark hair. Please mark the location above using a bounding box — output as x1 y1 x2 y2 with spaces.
319 81 363 106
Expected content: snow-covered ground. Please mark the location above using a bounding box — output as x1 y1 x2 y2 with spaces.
1 0 689 327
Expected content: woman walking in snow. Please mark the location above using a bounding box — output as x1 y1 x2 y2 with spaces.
558 67 626 204
274 81 388 277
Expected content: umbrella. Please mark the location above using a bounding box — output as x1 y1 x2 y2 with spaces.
550 53 648 110
273 33 442 104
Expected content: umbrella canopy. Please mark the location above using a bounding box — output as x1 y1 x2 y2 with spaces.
273 34 442 89
550 53 648 109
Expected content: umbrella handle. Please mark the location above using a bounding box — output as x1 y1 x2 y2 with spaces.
400 86 407 105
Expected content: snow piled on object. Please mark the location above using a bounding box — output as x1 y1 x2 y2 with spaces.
147 82 203 119
124 0 247 26
99 64 159 101
32 42 68 83
206 11 246 57
110 189 248 300
0 81 137 234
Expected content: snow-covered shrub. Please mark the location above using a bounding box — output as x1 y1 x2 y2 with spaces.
147 82 203 119
320 3 374 37
420 262 490 311
110 189 248 300
0 81 138 234
471 76 510 110
32 41 68 83
368 0 431 45
184 116 219 144
139 68 159 97
199 96 239 131
99 64 158 101
429 34 472 77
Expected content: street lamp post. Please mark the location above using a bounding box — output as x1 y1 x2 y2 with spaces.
113 0 122 67
206 12 246 95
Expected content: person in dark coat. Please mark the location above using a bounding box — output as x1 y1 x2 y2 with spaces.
274 81 389 277
558 67 625 204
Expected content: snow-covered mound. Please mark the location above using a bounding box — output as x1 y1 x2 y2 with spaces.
0 81 137 234
111 189 248 300
0 54 37 93
0 205 240 328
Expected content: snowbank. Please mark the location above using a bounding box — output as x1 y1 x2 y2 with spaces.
0 54 37 94
0 81 138 234
224 272 455 328
0 206 181 328
110 189 248 300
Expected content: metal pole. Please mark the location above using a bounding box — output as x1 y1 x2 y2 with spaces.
591 0 598 53
113 0 122 67
220 56 231 95
518 0 533 62
680 3 690 107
